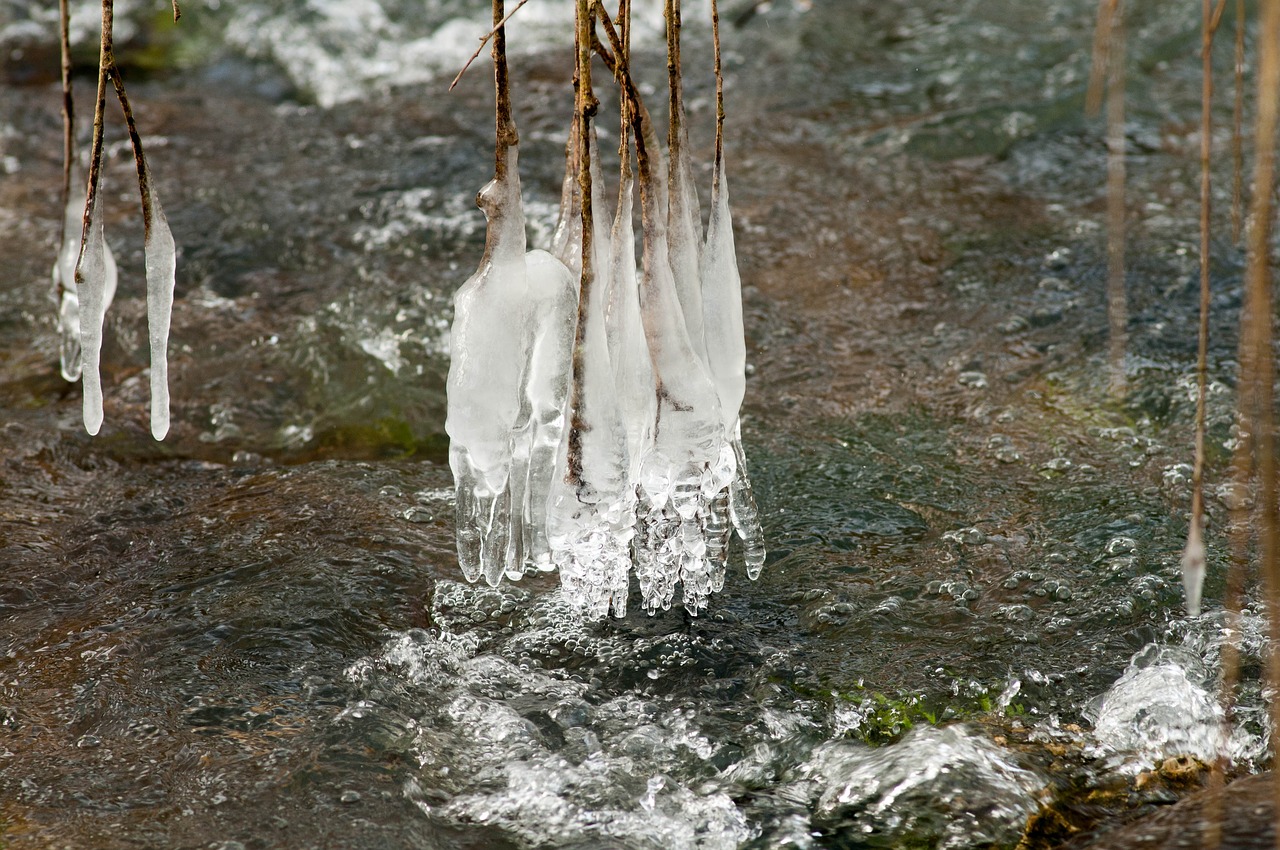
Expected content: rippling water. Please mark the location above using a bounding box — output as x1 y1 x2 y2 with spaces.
0 0 1271 847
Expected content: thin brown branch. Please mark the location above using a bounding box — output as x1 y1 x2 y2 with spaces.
1233 0 1246 244
109 66 156 237
712 0 724 177
56 0 74 289
1104 1 1127 397
1195 0 1219 830
1086 0 1119 116
77 0 113 271
449 0 531 93
567 0 599 487
1244 2 1280 844
491 0 520 179
665 0 683 159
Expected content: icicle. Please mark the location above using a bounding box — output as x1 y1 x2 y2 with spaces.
514 248 577 571
634 221 725 615
76 190 110 436
728 422 766 579
606 167 654 484
701 157 766 580
446 145 531 585
550 122 582 268
53 186 117 383
701 159 746 433
1181 518 1206 617
143 171 176 440
666 131 707 366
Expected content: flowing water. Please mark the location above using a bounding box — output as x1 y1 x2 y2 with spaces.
0 0 1273 847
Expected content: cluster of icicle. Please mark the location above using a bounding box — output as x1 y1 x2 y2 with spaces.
53 171 176 441
446 103 764 621
52 0 176 441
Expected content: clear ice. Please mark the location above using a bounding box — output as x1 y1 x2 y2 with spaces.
143 171 177 441
446 145 578 586
701 160 766 579
447 69 765 618
547 132 635 619
75 190 111 436
52 186 117 385
1180 517 1205 618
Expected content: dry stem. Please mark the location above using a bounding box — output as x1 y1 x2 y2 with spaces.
450 0 531 92
1104 1 1127 397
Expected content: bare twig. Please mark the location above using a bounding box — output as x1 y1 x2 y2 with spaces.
1104 0 1127 397
490 0 520 179
1243 2 1280 842
449 0 531 92
56 0 74 296
1189 0 1229 619
1232 0 1246 243
1195 1 1224 838
712 0 724 179
1086 0 1119 116
566 0 599 487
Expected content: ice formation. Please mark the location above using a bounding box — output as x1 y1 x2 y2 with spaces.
142 169 177 441
52 186 117 385
546 136 635 619
445 1 765 618
76 190 110 436
58 177 176 439
446 145 577 586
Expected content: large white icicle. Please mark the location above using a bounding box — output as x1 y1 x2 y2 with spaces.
76 191 111 436
606 169 655 484
446 146 532 585
143 173 177 441
700 160 745 433
667 130 708 366
548 134 635 619
512 249 577 573
53 187 117 384
635 199 726 614
701 158 766 580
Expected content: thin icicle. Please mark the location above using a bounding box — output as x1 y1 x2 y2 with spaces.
550 120 582 267
1181 517 1206 617
53 185 117 383
606 168 654 483
143 172 176 440
76 191 109 436
728 423 766 579
514 249 577 571
701 159 746 433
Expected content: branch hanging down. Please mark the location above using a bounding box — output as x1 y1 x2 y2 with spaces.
70 0 178 440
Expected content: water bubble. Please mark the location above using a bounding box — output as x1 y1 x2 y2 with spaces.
401 506 433 523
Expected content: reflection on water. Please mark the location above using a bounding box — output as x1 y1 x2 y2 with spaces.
0 0 1270 847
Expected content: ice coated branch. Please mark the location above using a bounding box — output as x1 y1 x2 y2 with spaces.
58 0 178 439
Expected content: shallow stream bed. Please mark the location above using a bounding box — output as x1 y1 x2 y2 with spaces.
0 1 1272 847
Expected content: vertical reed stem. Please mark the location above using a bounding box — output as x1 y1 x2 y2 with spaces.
1246 3 1280 842
1104 1 1128 397
492 0 518 180
1233 0 1246 244
57 0 74 280
567 0 598 487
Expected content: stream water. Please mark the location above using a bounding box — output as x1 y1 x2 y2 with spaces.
0 0 1274 847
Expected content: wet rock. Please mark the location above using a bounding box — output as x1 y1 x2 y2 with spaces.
1078 772 1275 850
